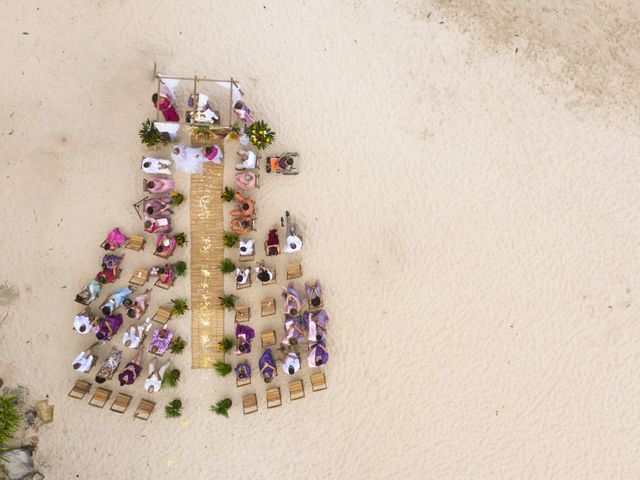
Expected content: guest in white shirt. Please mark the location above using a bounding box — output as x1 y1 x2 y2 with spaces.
72 346 96 373
141 157 172 175
73 311 93 334
122 319 151 348
282 352 301 375
239 238 255 257
144 359 172 393
235 267 250 285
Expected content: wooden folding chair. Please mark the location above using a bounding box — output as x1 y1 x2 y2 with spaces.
88 387 112 408
262 269 276 286
235 305 250 323
236 272 252 290
261 298 276 317
311 372 327 392
242 393 258 415
286 263 302 280
236 373 251 388
129 268 149 286
126 234 146 251
239 252 254 263
261 330 276 348
152 305 173 324
288 379 305 401
68 380 92 400
110 392 133 414
154 276 175 290
133 399 156 421
266 387 282 409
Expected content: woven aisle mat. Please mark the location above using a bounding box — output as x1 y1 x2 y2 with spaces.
190 155 225 368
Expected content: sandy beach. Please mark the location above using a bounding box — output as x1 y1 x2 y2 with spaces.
1 1 639 478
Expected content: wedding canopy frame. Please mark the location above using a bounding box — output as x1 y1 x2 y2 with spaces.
152 63 242 130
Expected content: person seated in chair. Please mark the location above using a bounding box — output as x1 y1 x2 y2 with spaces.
101 286 133 316
308 341 329 368
155 234 177 258
94 313 123 341
306 280 323 309
235 324 255 355
259 348 276 383
75 280 102 305
233 100 254 124
230 218 255 235
235 267 250 285
143 197 173 219
265 228 280 256
239 238 255 257
235 361 251 381
282 284 303 317
102 227 127 251
235 150 257 170
255 261 274 283
282 352 301 376
230 192 255 217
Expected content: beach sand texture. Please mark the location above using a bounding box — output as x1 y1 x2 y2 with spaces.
1 1 639 478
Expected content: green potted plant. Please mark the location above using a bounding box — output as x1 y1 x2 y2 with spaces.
174 233 188 247
171 191 186 206
161 369 181 389
223 231 239 248
170 298 189 316
139 119 168 148
221 187 236 202
169 337 187 354
164 399 183 418
210 398 232 418
0 394 20 460
213 361 232 377
246 120 275 150
218 294 238 309
217 336 235 353
174 261 187 277
219 258 236 274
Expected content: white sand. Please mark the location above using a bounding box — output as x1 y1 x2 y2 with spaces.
1 1 639 478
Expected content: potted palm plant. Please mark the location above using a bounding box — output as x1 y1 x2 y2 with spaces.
210 398 232 418
219 258 236 274
246 120 275 150
171 192 186 206
217 336 235 353
161 369 181 389
220 187 236 202
169 337 187 354
213 361 232 377
174 233 188 247
218 294 238 309
223 231 239 248
170 298 189 316
164 399 183 418
139 119 168 148
174 261 187 277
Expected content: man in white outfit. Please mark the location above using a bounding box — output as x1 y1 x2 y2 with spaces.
235 267 250 285
122 318 151 348
144 359 173 393
73 311 93 334
282 352 301 375
236 150 257 170
141 157 172 175
72 346 97 373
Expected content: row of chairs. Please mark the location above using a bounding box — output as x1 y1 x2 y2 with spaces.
243 372 327 414
236 262 302 290
68 380 155 420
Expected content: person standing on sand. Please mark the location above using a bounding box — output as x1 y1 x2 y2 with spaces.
141 157 172 175
152 82 180 122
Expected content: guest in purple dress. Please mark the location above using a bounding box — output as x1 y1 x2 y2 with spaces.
235 362 251 382
259 348 276 383
118 347 144 386
149 327 173 356
282 316 306 346
305 310 329 342
143 197 174 218
94 314 123 341
307 341 329 368
235 324 255 355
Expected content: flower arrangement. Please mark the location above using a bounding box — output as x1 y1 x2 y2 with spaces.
170 298 189 316
171 191 186 206
221 187 235 202
246 120 275 150
139 119 168 148
223 231 239 248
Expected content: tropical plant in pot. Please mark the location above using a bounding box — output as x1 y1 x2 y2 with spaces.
219 258 236 274
170 298 189 316
218 294 238 309
220 187 236 202
223 231 239 248
169 337 187 354
173 261 187 277
164 399 183 418
174 233 188 247
217 336 235 353
246 120 275 150
171 191 186 206
0 394 20 460
213 361 232 377
161 369 181 389
211 398 232 418
139 119 168 148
